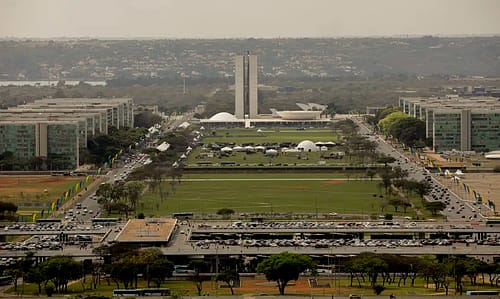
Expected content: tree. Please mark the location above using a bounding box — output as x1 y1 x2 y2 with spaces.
125 181 145 212
188 260 211 296
388 197 403 212
366 169 377 181
217 208 235 219
414 180 431 199
148 258 174 288
40 256 82 293
216 270 240 295
26 267 45 294
373 284 386 295
134 111 162 128
425 201 446 216
4 268 22 292
378 111 410 132
96 183 113 214
256 252 316 295
388 117 426 147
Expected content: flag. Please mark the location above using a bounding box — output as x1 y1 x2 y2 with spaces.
65 191 69 200
51 201 56 211
41 209 45 217
437 166 442 173
97 167 102 175
129 144 132 150
32 213 37 222
75 182 79 193
119 148 123 154
85 176 90 183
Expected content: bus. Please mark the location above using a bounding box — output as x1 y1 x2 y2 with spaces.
466 290 499 296
112 288 170 297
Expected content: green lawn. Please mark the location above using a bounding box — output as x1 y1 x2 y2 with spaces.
187 148 365 166
203 128 340 144
139 174 398 216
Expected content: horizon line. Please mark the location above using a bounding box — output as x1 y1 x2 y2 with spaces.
1 33 500 40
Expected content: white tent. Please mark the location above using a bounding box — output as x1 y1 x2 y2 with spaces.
296 140 319 152
233 146 245 152
221 147 233 152
254 146 266 152
265 149 278 156
156 142 170 152
178 122 190 129
454 169 464 176
244 146 255 152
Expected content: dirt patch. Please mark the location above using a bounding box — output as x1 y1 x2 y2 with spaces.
213 276 337 294
437 173 499 216
322 180 347 186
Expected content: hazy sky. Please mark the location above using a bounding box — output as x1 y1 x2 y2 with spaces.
1 0 499 38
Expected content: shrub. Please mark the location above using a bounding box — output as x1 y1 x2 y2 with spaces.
373 284 386 295
44 285 54 297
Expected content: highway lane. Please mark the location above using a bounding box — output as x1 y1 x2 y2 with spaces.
0 241 498 259
351 117 484 222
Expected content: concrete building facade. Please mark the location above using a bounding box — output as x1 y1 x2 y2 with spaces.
399 96 500 152
234 54 258 119
0 98 134 170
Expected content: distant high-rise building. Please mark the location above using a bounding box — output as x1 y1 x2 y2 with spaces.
234 53 258 119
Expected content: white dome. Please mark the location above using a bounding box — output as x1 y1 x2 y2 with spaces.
209 112 239 121
485 151 500 159
297 140 319 152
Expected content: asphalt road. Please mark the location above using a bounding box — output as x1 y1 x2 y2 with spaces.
351 117 487 222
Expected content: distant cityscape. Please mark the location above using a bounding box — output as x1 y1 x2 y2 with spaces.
0 37 499 83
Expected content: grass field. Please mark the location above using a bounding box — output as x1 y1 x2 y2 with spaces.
187 148 361 166
203 128 340 144
137 173 426 218
0 176 81 210
188 128 370 166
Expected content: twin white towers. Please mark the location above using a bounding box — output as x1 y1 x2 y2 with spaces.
234 53 258 119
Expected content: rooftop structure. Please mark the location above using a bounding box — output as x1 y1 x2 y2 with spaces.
114 218 177 245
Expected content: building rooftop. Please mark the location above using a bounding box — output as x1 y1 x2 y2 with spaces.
114 218 177 243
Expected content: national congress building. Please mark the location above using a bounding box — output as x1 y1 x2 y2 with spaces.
0 98 133 170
